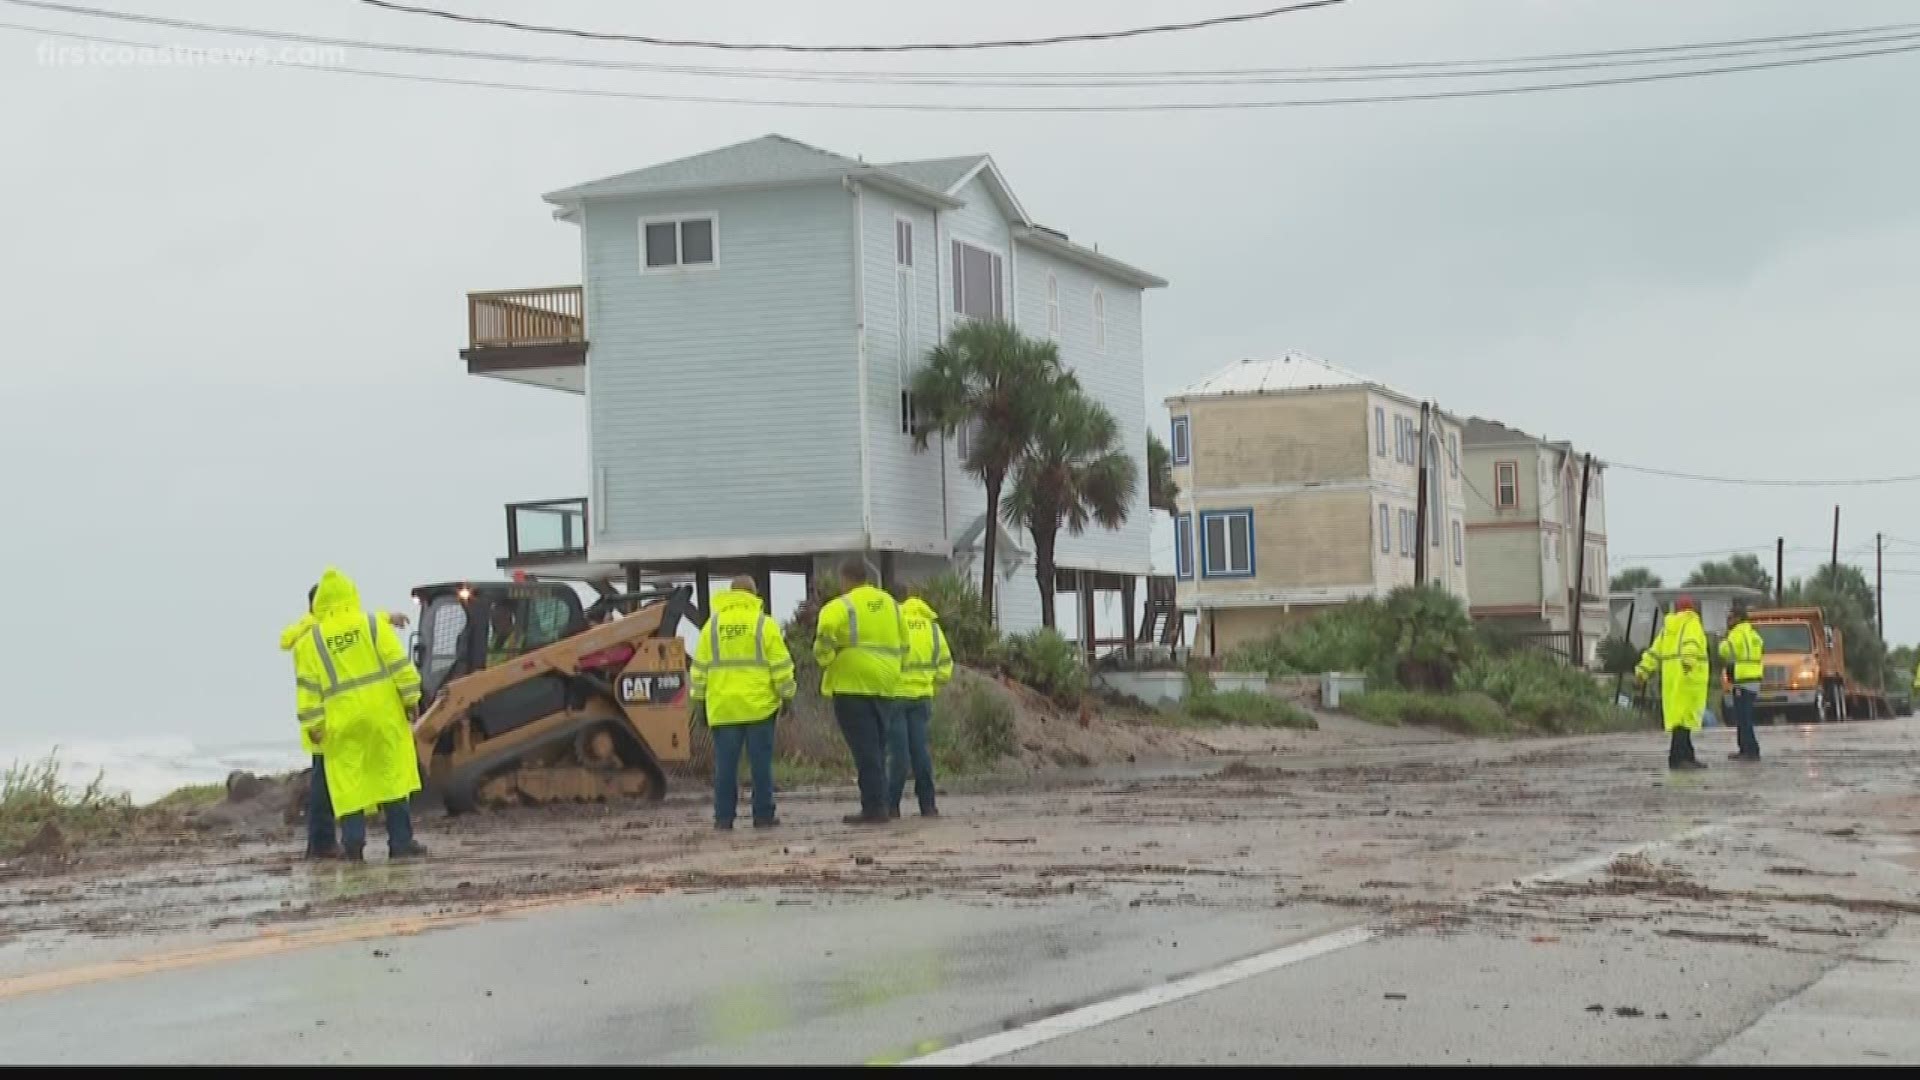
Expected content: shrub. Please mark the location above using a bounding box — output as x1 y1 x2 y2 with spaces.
932 680 1017 773
1003 628 1088 704
1224 600 1392 680
1597 634 1641 676
1456 650 1638 734
1382 585 1477 691
913 572 999 665
1344 690 1512 736
1187 689 1317 730
1 752 135 856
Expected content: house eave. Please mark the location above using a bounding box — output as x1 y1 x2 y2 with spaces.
543 170 962 214
1012 225 1166 289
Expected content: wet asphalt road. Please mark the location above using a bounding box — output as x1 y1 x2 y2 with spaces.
1 718 1915 1064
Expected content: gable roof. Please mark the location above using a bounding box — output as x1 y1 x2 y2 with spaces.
543 134 961 213
878 155 988 194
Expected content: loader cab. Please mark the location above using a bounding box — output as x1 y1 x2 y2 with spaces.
410 581 588 701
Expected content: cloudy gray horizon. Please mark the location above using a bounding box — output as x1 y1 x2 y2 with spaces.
3 0 1917 751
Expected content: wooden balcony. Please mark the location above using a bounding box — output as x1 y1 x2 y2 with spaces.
461 286 587 392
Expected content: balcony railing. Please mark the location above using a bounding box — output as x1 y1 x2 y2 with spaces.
504 497 587 562
468 286 583 350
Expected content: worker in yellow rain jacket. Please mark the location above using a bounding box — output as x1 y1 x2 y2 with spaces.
1636 595 1710 771
281 586 412 860
690 576 796 831
1718 601 1766 762
291 568 428 862
886 585 953 820
813 558 907 826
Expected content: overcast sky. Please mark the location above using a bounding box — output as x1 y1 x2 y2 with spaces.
3 0 1917 749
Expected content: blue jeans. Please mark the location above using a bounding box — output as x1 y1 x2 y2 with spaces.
1731 686 1761 758
306 755 336 854
887 699 937 815
833 695 895 818
711 716 777 825
341 801 415 856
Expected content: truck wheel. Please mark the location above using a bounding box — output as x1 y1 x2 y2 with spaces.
1817 688 1836 723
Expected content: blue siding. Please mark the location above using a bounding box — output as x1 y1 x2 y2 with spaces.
581 184 862 562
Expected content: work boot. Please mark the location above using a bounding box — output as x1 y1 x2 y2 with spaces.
843 812 889 826
389 842 429 861
752 817 780 830
304 845 343 861
920 807 940 819
887 807 902 820
714 821 734 832
1728 751 1760 762
1674 759 1708 771
343 846 366 863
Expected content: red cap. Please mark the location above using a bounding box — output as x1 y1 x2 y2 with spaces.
1674 595 1698 612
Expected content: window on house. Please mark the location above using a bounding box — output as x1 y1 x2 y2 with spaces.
1398 510 1411 557
896 266 916 364
1453 520 1464 566
1379 504 1391 553
895 218 913 267
1200 511 1253 577
1448 432 1459 478
1495 461 1519 509
641 216 716 270
956 417 984 461
1092 289 1107 351
1046 273 1061 339
1375 407 1387 458
951 240 1003 320
900 389 918 436
1175 513 1194 580
1170 416 1190 465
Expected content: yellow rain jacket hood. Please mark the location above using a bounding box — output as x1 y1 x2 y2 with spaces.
690 589 796 726
897 597 954 700
1637 608 1709 732
291 568 423 817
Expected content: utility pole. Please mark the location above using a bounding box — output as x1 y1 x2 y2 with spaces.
1569 452 1594 668
1414 401 1432 586
1830 505 1840 577
1774 537 1784 606
1877 533 1885 638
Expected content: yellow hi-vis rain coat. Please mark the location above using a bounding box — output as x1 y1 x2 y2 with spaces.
896 597 954 700
1718 620 1766 686
813 583 906 698
280 613 324 755
690 590 796 725
1637 608 1709 732
292 569 423 818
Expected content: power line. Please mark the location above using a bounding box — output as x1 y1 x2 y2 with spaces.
14 2 1920 88
353 0 1346 53
1608 460 1920 487
11 15 1920 112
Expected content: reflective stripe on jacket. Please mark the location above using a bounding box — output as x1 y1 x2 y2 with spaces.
1718 621 1766 685
292 568 423 817
690 590 796 725
1636 609 1709 732
813 583 906 698
897 596 954 700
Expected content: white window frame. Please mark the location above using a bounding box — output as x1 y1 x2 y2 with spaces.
896 264 917 435
1452 519 1464 566
1199 509 1254 579
1170 415 1191 466
1174 512 1194 580
1495 461 1520 509
894 215 914 268
950 238 1005 321
1379 503 1391 553
1092 288 1107 352
1046 272 1061 340
639 213 718 273
1375 407 1387 458
1398 510 1410 557
1447 431 1459 478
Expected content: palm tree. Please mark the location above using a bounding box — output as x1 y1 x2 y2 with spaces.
1146 430 1179 515
910 320 1064 617
1002 379 1139 630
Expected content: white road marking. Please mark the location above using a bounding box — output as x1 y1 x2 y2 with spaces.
902 815 1752 1066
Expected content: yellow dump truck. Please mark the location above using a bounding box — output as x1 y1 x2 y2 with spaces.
1747 606 1889 723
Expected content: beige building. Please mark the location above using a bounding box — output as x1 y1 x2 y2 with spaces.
1165 355 1471 656
1460 418 1609 664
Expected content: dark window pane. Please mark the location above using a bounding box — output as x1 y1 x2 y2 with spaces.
680 219 714 264
644 222 678 267
1230 517 1251 572
1205 517 1228 573
959 243 998 320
